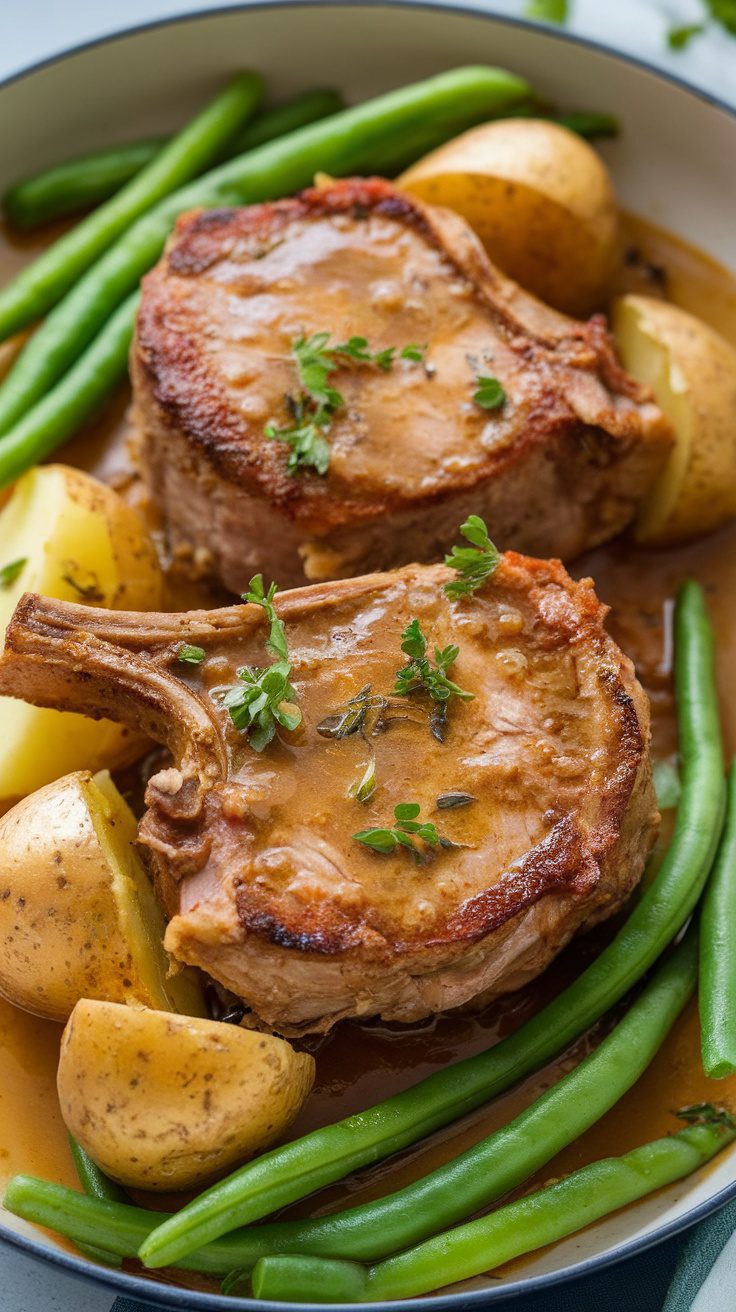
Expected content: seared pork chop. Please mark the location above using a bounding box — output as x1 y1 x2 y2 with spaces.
0 555 657 1034
132 178 672 593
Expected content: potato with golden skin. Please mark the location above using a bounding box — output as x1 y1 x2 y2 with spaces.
0 464 163 801
614 295 736 543
58 999 316 1191
0 770 203 1022
399 118 619 317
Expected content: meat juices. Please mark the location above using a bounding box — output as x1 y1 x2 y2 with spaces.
0 556 658 1034
132 178 672 594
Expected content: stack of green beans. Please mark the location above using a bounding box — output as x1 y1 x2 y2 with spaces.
2 103 618 232
250 1112 736 1302
5 580 733 1299
2 89 345 230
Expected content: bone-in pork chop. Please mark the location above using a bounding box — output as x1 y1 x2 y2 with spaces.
0 555 658 1033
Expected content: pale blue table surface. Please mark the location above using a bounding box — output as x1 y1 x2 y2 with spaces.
0 1 734 1309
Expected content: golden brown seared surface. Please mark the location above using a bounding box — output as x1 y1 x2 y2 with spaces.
0 556 658 1033
132 178 672 592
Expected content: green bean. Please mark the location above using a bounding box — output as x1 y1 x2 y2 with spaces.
143 929 698 1269
3 142 166 231
67 1135 125 1268
3 932 699 1273
505 106 619 138
0 74 262 351
2 90 344 231
700 760 736 1077
0 292 138 487
0 66 530 447
132 582 723 1268
252 1115 736 1302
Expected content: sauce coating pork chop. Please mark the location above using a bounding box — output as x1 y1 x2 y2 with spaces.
132 178 672 594
0 555 658 1034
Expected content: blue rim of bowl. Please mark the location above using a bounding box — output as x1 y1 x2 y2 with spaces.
0 2 735 1307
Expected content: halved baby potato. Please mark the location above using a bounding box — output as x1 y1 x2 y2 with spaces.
0 769 203 1022
399 118 619 317
58 999 315 1191
0 464 163 801
613 295 736 543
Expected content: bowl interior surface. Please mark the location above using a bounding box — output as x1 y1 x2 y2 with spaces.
0 5 734 1310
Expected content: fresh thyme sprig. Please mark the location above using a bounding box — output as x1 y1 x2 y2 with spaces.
354 802 452 861
394 619 474 713
265 332 427 474
444 516 501 599
210 575 301 752
0 557 27 589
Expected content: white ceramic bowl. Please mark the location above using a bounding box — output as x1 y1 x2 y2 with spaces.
0 5 734 1309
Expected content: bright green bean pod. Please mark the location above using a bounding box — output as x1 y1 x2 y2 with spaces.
252 1115 736 1302
2 90 344 231
700 759 736 1077
142 930 697 1268
0 73 262 352
0 291 138 486
136 583 723 1268
4 932 699 1274
0 66 530 450
3 142 166 230
67 1135 125 1268
230 89 344 153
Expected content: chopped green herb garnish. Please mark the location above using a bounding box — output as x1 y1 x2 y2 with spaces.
440 511 498 600
317 684 382 739
354 802 452 861
677 1102 736 1131
177 643 206 665
436 791 477 810
707 0 736 39
524 0 568 22
349 758 377 805
473 375 506 410
266 332 427 475
667 21 705 48
444 516 501 599
0 557 27 590
394 619 474 716
210 575 301 752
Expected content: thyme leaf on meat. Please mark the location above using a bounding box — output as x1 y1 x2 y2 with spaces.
0 557 27 589
210 575 301 752
473 375 506 410
436 791 477 810
348 757 377 805
354 802 452 861
177 643 206 665
394 619 474 717
444 516 501 599
265 332 427 475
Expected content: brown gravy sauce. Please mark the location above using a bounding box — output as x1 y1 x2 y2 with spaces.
1 210 735 1290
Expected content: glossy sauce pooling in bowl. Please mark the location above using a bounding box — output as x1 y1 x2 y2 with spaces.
0 211 735 1290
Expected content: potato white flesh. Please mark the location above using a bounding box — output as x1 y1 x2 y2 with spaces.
399 119 619 317
0 464 163 800
58 999 316 1191
614 295 736 543
0 770 203 1022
